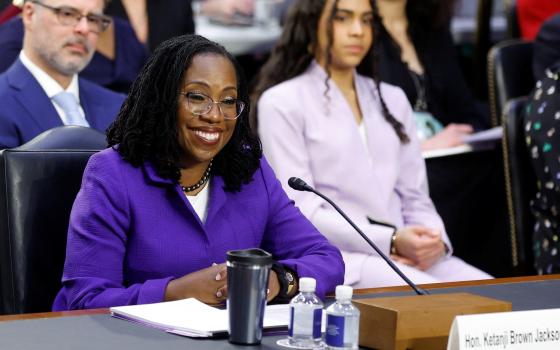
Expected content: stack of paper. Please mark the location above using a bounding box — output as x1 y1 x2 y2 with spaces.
110 298 290 338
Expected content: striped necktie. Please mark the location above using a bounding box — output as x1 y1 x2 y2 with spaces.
52 91 90 127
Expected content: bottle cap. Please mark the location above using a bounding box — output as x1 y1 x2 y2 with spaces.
335 285 353 300
299 277 316 292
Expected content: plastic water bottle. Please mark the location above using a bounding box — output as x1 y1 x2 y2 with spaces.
325 285 360 350
288 277 324 348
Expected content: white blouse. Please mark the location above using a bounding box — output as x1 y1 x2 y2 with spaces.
185 180 210 223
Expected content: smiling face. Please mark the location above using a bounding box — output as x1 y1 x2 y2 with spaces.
315 0 374 72
22 0 104 83
176 53 238 168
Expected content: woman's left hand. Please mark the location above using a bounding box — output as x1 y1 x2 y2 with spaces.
267 270 280 301
393 226 446 270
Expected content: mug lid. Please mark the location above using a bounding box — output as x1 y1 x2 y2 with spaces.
227 248 273 265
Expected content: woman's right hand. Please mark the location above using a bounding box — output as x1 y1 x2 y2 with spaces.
201 0 254 18
421 123 473 151
392 226 446 271
164 263 228 305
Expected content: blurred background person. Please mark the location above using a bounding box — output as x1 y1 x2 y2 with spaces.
376 0 490 151
0 1 148 93
524 13 560 274
532 13 560 82
105 0 194 52
0 0 124 148
524 61 560 275
253 0 491 288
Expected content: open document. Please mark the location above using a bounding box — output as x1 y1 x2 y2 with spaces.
110 298 290 338
423 126 503 159
462 126 503 144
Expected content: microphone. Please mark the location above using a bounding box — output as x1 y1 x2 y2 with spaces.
288 177 429 296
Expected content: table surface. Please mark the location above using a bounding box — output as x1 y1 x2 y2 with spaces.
1 275 559 350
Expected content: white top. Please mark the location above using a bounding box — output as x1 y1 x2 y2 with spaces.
357 120 368 146
185 180 210 223
19 51 88 126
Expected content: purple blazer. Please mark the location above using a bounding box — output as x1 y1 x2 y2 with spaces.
52 148 344 310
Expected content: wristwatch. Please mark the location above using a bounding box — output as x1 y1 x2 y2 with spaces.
271 263 297 302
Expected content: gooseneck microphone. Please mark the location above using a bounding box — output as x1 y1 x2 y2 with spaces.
288 177 429 296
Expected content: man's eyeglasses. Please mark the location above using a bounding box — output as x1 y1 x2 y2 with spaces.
30 0 112 33
180 92 245 120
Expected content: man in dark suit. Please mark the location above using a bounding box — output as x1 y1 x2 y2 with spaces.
0 0 125 149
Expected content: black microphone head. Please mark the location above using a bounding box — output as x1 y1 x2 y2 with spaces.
288 177 312 192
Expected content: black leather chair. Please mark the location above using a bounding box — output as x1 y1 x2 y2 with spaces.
501 96 537 275
0 127 105 314
487 39 534 126
16 126 107 150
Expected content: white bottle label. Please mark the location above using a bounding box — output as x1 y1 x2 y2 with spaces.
289 306 322 338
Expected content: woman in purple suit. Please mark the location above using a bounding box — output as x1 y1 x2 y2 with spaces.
53 34 344 310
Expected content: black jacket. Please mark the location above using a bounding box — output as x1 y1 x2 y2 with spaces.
377 24 490 130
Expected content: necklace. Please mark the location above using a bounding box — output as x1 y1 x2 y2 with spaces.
408 70 428 112
181 160 212 193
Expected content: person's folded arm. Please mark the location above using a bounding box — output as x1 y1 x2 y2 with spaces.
390 87 453 255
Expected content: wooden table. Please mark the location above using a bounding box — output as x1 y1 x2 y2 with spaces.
1 274 558 322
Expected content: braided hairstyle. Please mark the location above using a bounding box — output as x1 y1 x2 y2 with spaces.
107 34 262 192
251 0 409 143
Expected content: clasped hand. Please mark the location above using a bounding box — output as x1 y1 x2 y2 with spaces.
391 226 446 271
164 263 281 305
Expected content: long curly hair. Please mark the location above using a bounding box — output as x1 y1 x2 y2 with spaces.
251 0 409 143
107 34 262 192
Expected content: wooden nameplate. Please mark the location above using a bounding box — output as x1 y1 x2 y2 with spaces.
353 292 511 350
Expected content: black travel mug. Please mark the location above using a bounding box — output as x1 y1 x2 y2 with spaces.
226 248 273 345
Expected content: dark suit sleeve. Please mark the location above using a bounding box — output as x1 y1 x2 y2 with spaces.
0 80 22 149
0 113 20 149
0 17 23 74
533 14 560 81
427 28 490 130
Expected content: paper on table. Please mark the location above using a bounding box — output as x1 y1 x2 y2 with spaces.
110 298 290 338
462 126 503 144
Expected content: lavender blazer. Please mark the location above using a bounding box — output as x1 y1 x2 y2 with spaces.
258 62 451 285
52 148 344 310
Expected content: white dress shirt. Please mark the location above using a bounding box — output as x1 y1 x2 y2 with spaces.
19 51 89 126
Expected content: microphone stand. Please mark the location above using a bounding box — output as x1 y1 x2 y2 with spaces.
287 177 510 349
308 188 429 296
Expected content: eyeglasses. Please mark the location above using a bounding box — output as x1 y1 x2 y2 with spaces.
180 92 245 120
30 0 112 33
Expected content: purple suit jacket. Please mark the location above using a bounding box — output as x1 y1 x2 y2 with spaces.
53 148 344 310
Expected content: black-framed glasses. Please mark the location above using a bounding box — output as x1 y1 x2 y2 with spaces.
30 0 112 33
180 92 245 120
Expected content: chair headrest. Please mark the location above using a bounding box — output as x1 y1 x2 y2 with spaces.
15 126 107 151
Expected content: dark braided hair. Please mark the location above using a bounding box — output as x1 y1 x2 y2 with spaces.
107 34 262 192
251 0 409 143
